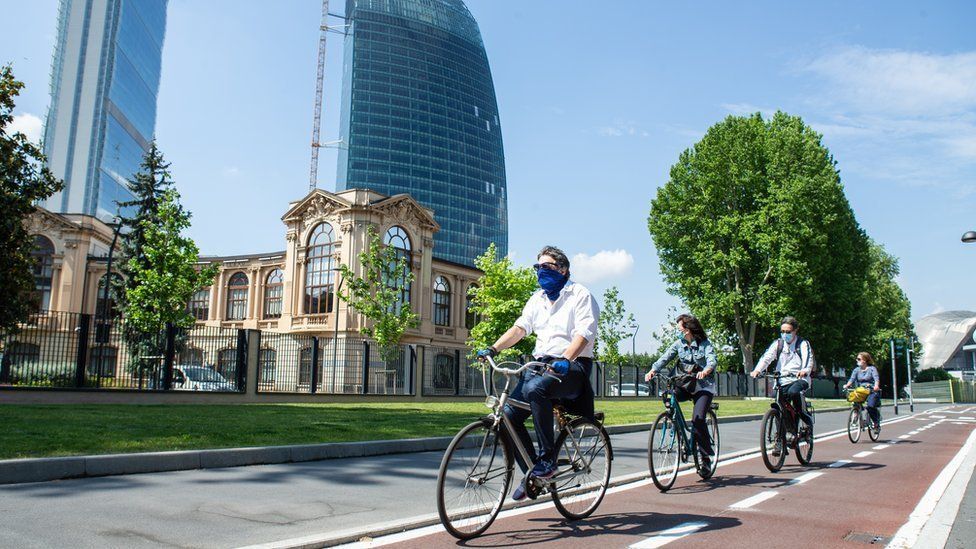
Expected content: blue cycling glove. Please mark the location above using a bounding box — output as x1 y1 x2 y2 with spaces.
550 358 572 375
476 347 497 360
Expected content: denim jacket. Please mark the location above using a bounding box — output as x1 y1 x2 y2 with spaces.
651 338 718 394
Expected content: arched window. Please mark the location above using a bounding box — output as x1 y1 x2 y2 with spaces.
188 289 210 321
217 348 237 383
384 226 412 313
465 284 480 330
259 348 276 388
88 346 118 377
433 353 455 391
226 272 248 320
433 276 451 326
305 223 337 315
178 347 204 367
95 274 123 319
264 268 284 319
31 235 55 311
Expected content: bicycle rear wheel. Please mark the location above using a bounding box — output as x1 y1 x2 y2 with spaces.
869 410 882 442
436 419 512 540
648 411 681 491
694 410 720 479
551 417 612 520
847 407 861 443
760 409 786 472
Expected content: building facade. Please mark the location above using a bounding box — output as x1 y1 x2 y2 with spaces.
917 311 976 380
24 188 479 349
337 0 508 267
42 0 168 222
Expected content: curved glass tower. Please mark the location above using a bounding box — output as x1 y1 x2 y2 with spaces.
337 0 508 267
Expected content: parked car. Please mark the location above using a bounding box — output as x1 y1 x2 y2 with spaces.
609 382 651 396
172 365 235 392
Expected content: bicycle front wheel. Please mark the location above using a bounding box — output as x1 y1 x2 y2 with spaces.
760 409 786 472
847 407 861 443
551 417 612 520
648 411 681 491
436 419 512 540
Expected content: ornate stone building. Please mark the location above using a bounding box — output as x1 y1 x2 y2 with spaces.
25 188 481 351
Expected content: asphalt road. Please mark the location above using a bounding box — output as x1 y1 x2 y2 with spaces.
0 403 955 548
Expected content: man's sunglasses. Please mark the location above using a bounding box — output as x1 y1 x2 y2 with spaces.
533 262 560 271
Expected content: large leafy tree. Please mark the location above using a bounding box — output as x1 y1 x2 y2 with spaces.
123 189 219 334
648 112 869 372
596 286 634 366
466 243 537 361
0 65 63 332
338 225 419 364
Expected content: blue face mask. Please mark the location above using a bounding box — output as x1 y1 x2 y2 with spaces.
537 268 568 301
781 332 795 344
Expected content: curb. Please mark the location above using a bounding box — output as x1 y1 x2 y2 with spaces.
0 404 855 486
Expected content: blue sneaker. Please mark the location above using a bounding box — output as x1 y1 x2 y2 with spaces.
529 458 557 479
511 481 527 501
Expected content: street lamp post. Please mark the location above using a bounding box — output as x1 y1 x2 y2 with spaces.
890 337 899 415
962 231 976 243
906 335 915 412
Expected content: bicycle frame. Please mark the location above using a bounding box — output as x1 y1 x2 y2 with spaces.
768 376 804 432
654 378 698 461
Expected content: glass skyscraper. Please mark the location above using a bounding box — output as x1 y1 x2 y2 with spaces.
337 0 508 267
43 0 168 222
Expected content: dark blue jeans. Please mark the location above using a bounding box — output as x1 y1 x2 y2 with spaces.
503 360 589 472
676 388 715 457
865 390 881 425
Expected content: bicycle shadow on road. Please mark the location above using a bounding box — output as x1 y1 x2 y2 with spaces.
452 512 740 547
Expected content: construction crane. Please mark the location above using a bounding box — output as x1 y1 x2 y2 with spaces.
308 0 349 191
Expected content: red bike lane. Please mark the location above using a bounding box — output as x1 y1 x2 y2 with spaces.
374 407 975 548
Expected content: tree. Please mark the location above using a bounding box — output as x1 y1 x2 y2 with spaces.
647 112 869 372
122 189 219 334
860 240 916 393
596 286 634 366
915 368 951 383
466 243 538 361
0 65 62 332
118 140 174 310
338 225 419 364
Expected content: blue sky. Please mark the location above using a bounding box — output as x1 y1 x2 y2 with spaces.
4 0 976 353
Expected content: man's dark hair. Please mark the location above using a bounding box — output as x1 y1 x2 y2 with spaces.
781 316 799 332
537 245 570 271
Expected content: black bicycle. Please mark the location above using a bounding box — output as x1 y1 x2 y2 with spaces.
758 372 815 472
647 374 720 491
435 356 613 540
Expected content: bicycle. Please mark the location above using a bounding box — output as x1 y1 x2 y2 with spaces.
435 356 613 540
647 374 720 492
758 372 815 472
844 387 881 443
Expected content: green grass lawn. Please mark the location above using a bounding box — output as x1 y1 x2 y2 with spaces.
0 398 847 460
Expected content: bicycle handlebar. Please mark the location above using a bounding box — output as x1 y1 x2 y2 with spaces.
483 356 554 380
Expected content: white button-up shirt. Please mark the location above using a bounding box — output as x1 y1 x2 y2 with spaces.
753 338 814 385
514 281 600 359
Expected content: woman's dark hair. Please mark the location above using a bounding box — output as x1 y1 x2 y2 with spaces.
676 314 707 342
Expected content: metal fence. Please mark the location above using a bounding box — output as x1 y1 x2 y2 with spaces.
0 310 247 392
421 346 486 396
256 335 415 395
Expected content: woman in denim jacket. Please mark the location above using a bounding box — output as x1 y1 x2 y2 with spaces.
644 314 718 471
844 352 882 428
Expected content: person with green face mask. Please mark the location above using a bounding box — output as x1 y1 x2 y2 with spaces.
750 316 815 436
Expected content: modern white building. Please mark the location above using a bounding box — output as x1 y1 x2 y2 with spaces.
916 311 976 379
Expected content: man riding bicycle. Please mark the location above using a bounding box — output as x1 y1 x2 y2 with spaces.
477 245 600 501
750 316 815 437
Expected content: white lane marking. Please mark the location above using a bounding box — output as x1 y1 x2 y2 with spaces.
953 422 967 425
829 460 852 468
853 451 874 458
899 435 911 439
932 415 947 419
887 428 976 548
961 417 975 420
788 472 824 485
873 444 890 450
730 491 779 509
629 521 710 549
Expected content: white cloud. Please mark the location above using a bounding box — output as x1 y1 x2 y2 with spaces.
597 120 648 138
9 112 43 143
720 102 777 119
803 46 976 116
221 166 241 177
570 249 634 284
930 302 946 315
